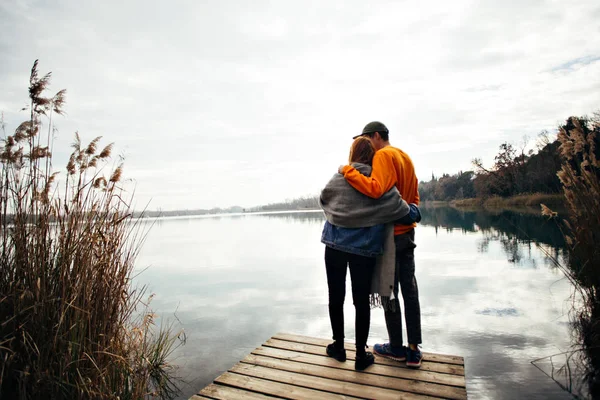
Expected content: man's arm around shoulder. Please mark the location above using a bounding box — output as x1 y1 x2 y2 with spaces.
340 150 397 199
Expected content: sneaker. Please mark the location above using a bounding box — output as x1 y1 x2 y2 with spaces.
355 351 375 371
373 343 407 361
326 342 346 362
406 346 423 368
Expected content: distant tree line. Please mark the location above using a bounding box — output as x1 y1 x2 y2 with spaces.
133 197 321 218
257 195 319 212
419 128 568 201
135 206 244 218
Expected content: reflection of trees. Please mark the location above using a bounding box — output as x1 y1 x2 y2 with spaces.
422 206 566 267
477 231 547 268
131 211 325 227
255 211 325 225
420 207 479 233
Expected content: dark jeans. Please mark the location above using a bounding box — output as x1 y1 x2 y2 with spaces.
325 246 375 349
385 229 422 346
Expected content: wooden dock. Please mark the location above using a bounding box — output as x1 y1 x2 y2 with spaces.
190 333 467 399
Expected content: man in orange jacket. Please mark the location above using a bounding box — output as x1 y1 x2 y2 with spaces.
338 121 423 368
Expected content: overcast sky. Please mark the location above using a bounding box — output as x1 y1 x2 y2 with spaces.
1 0 599 210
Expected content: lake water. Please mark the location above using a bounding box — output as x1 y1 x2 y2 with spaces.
135 207 577 400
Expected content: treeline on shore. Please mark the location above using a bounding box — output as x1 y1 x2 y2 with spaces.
136 205 244 218
254 195 319 212
419 128 569 206
136 197 320 218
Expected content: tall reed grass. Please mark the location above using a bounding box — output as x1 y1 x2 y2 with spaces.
541 114 600 398
0 61 182 399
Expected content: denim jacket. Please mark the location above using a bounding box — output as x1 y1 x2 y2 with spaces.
321 221 385 257
320 203 421 258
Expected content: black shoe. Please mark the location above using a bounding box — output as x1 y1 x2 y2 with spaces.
355 351 375 370
326 342 346 362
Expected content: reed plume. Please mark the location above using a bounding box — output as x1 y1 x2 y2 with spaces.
0 61 182 399
542 114 600 398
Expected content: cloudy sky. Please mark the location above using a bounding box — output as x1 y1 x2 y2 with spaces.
1 0 599 210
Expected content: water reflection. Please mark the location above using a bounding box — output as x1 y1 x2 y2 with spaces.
134 209 574 400
257 210 325 224
420 206 565 248
253 207 567 268
419 206 566 269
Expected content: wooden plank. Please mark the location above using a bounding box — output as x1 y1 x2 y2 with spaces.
274 333 464 366
253 343 464 376
241 353 467 400
249 348 464 390
262 340 465 388
198 382 278 399
215 371 360 399
230 363 439 400
189 396 213 400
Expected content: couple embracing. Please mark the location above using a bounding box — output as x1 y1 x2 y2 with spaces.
319 121 422 371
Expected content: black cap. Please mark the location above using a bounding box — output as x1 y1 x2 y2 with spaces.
353 121 389 139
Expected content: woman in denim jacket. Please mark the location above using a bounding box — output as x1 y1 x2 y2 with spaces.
319 137 420 370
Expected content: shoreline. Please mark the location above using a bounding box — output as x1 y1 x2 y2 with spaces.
422 193 564 210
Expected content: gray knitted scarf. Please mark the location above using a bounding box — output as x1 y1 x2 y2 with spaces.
319 163 409 310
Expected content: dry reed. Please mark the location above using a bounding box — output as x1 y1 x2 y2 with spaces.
541 114 600 398
0 61 182 399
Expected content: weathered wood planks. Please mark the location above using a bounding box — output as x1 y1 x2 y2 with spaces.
191 332 467 399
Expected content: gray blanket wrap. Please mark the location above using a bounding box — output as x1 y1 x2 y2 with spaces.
319 163 409 228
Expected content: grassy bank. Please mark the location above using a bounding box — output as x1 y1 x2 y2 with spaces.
449 193 564 209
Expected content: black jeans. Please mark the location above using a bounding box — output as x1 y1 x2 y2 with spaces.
385 229 422 346
325 246 375 349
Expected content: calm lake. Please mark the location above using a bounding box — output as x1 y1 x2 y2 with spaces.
135 207 576 400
